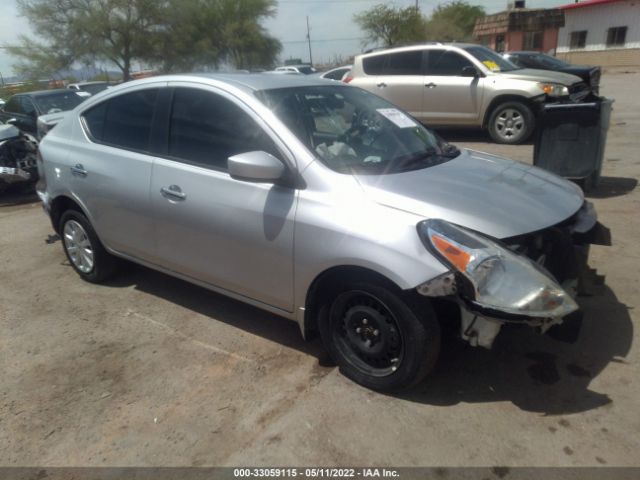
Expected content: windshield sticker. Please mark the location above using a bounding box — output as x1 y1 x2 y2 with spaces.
376 108 416 128
482 60 501 72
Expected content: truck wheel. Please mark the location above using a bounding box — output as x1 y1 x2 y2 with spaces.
319 282 440 391
59 209 117 283
488 101 534 145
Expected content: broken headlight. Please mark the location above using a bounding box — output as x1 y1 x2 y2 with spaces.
418 219 578 319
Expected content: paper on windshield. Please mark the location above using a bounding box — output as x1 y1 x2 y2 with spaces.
482 60 501 72
376 108 416 128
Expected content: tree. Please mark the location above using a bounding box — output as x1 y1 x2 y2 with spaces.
354 4 427 48
425 1 485 42
8 0 281 80
157 0 281 72
8 0 167 81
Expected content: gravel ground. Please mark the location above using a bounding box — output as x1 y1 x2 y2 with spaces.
0 72 638 469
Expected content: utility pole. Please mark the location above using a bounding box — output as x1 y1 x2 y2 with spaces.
306 16 313 66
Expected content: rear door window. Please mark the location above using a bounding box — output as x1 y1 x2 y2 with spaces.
82 89 158 151
384 50 424 75
362 54 388 75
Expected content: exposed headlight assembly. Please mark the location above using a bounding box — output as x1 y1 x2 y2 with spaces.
538 82 569 97
418 219 578 319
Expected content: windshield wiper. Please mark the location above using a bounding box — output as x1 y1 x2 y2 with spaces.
390 148 443 172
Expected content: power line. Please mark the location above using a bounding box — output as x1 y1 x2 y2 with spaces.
281 37 365 44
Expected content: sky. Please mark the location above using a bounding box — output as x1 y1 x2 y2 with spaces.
0 0 564 79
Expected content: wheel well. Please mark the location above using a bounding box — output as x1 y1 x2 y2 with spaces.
50 196 83 234
482 95 536 128
303 266 404 340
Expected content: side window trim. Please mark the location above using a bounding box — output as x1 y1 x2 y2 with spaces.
156 82 297 174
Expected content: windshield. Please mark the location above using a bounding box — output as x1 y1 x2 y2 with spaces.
34 91 87 114
527 53 570 69
257 85 458 175
464 45 520 72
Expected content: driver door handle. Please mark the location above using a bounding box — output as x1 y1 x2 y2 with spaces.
160 185 186 201
425 82 437 88
70 164 88 177
376 82 387 88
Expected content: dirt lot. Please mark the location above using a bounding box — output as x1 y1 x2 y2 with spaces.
1 72 638 468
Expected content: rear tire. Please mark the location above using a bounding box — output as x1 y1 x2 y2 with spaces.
488 101 535 145
319 281 440 392
59 210 117 283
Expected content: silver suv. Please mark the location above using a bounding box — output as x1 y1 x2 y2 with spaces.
37 74 608 391
347 43 589 144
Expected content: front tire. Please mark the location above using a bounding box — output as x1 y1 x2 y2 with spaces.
319 282 440 392
59 210 117 283
488 101 535 145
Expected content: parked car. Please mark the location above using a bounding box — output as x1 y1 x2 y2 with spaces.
37 74 610 391
274 65 317 75
0 89 89 137
314 65 352 81
0 98 5 108
67 81 114 96
0 121 38 193
502 51 600 95
347 43 589 144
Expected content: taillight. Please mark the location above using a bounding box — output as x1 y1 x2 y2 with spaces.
343 75 354 83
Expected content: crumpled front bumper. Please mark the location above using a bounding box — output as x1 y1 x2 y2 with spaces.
419 201 611 349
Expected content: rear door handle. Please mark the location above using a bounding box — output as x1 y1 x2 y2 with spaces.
376 82 387 88
70 164 88 177
425 82 437 88
160 185 186 201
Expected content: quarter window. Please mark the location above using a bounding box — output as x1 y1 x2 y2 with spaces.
606 26 627 47
569 30 587 49
426 50 473 76
168 88 279 170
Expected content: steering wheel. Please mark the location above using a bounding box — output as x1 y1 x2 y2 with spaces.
337 109 384 144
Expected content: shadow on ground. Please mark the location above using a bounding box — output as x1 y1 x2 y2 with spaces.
395 284 633 415
91 259 633 416
103 262 329 361
586 176 637 199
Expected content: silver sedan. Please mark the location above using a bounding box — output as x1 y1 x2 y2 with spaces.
36 73 610 391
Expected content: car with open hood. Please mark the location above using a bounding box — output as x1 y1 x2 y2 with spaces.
36 74 610 391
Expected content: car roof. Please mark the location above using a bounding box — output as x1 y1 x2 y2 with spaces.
117 73 336 93
357 42 479 57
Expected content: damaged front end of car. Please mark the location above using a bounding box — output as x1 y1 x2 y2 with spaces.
0 123 39 193
416 202 611 349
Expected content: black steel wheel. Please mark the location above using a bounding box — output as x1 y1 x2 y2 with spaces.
319 281 440 391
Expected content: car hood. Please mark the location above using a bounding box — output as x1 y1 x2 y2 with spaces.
354 149 584 239
497 68 583 85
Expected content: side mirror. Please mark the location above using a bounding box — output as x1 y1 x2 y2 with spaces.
228 151 286 183
461 66 479 77
6 118 17 125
